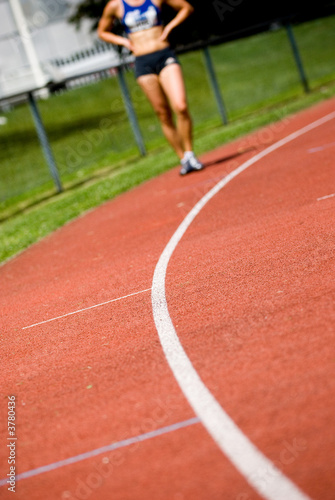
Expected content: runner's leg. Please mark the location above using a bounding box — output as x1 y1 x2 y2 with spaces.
159 63 193 153
137 73 184 159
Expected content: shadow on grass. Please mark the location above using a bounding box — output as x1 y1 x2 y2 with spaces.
0 158 137 223
0 110 126 147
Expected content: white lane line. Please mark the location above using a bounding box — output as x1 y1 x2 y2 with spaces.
317 193 335 201
0 417 200 487
22 288 152 330
152 111 335 500
308 141 335 153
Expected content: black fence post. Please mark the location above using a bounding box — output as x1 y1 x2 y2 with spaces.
202 46 228 125
28 92 63 193
117 65 146 157
285 22 310 93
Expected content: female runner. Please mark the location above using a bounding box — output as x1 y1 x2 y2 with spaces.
98 0 204 175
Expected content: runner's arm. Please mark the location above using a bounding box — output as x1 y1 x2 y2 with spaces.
97 0 133 51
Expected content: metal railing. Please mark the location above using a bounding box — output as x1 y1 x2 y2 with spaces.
0 14 334 202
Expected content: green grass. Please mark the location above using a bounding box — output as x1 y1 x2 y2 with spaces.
0 15 335 263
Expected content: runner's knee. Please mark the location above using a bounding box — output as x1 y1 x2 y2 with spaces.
174 101 189 117
155 105 173 125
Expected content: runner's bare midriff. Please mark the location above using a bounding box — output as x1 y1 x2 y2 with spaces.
129 26 169 56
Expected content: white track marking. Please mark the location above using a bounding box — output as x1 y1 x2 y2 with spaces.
152 111 335 500
308 140 335 153
22 288 152 330
0 417 199 487
317 193 335 201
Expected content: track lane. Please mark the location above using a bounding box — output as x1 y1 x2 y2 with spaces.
161 103 335 499
1 141 260 499
1 97 334 499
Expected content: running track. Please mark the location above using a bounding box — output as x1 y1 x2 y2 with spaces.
1 98 334 500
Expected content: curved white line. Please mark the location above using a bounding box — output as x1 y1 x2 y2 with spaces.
152 111 335 500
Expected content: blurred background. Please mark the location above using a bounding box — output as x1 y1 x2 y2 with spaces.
0 0 334 232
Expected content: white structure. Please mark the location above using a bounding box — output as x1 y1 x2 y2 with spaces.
0 0 121 99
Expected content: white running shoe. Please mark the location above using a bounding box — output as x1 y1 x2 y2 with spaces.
180 154 204 175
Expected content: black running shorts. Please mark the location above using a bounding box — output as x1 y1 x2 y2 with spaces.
134 47 179 79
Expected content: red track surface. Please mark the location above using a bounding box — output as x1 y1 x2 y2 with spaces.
1 98 335 500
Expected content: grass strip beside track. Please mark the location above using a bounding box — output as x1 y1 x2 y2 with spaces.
0 85 335 265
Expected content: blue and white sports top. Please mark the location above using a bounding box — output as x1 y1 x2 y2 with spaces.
121 0 162 34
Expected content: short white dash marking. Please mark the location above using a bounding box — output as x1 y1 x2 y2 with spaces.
22 288 152 330
0 417 199 486
317 193 335 202
308 141 335 153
